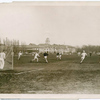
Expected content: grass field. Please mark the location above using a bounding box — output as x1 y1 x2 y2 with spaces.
0 54 100 93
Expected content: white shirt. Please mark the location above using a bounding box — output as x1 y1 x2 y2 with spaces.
18 52 22 56
34 53 39 58
0 52 6 59
81 52 87 58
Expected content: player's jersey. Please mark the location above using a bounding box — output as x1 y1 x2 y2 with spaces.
34 53 39 58
0 52 6 59
44 53 48 56
18 52 22 56
81 52 87 58
57 53 59 55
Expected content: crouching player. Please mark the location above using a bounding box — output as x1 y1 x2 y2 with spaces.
44 52 48 63
80 50 87 64
31 52 40 63
56 52 62 60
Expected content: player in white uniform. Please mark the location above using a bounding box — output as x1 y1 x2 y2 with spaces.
56 52 62 60
0 50 6 69
59 53 62 60
18 51 22 60
80 50 87 64
32 52 40 62
77 52 81 56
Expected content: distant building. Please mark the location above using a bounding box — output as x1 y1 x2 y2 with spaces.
26 44 76 54
29 43 36 46
16 38 76 54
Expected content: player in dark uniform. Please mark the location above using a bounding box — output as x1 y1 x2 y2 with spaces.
56 52 59 60
43 52 48 63
56 52 62 60
89 51 92 57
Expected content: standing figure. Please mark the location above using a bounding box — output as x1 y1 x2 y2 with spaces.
31 52 40 62
59 52 62 60
18 51 22 60
44 52 48 63
56 52 59 60
0 50 6 69
89 51 92 57
56 52 62 60
77 52 81 56
80 50 87 64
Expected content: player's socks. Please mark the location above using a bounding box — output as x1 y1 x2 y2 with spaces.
46 60 48 63
80 61 82 64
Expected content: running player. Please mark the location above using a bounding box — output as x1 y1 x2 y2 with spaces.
59 52 62 60
18 51 22 60
31 52 40 62
56 52 62 60
80 50 87 64
44 52 48 63
0 50 6 69
56 52 59 60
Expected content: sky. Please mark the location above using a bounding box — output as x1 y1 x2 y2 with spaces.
0 1 100 46
0 98 100 100
0 98 99 100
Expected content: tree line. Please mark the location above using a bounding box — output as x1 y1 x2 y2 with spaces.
76 45 100 53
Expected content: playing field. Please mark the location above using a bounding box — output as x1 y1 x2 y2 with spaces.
0 54 100 93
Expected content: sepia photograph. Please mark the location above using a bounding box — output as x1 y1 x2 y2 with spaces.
0 1 100 94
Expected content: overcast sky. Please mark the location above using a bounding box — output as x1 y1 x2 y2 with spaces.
0 98 99 100
0 2 100 46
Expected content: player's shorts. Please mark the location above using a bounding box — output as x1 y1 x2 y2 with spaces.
81 57 85 60
34 57 38 59
0 58 4 69
44 56 47 59
59 55 62 58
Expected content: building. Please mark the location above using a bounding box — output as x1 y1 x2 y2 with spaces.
14 38 76 54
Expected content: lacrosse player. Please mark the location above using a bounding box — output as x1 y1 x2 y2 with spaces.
80 50 87 64
56 52 62 60
31 52 40 62
44 52 48 63
18 51 22 60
